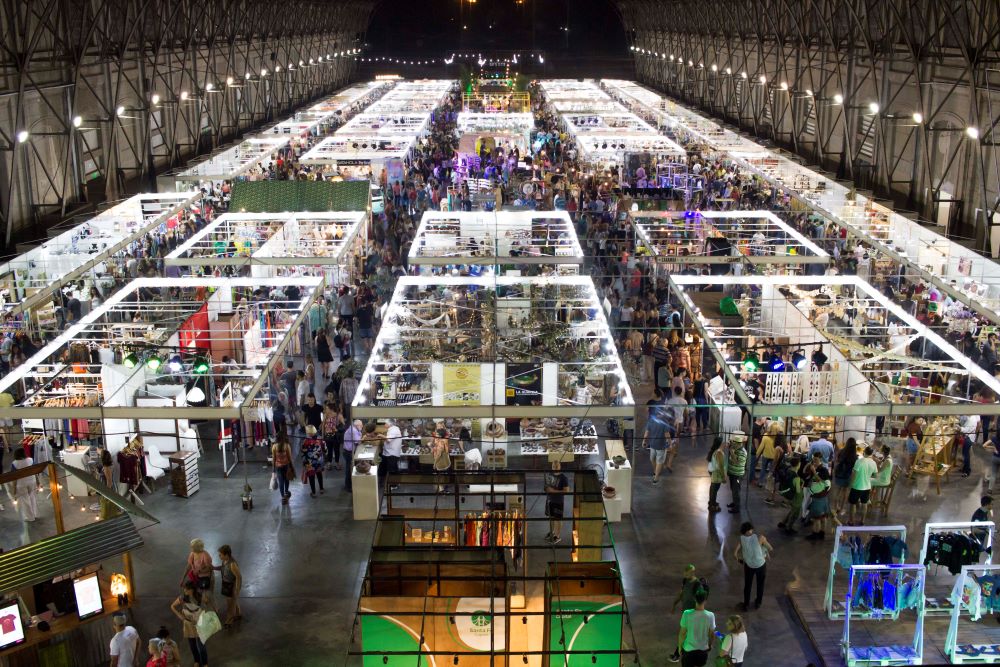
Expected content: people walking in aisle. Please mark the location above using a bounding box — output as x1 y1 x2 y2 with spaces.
707 437 728 512
109 613 140 667
154 627 181 667
734 521 773 611
323 399 345 471
644 404 670 483
847 446 878 526
215 545 242 628
315 329 334 378
271 438 293 504
719 615 749 667
301 425 326 496
170 582 209 667
677 589 715 667
183 539 214 601
343 420 362 492
669 564 707 662
544 461 570 543
726 432 748 514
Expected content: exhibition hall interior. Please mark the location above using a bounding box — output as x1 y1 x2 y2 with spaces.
1 0 999 665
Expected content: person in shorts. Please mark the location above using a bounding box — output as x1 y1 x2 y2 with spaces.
544 461 570 543
847 446 878 526
644 404 670 483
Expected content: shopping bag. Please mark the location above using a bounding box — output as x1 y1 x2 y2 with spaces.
269 472 277 490
196 609 222 643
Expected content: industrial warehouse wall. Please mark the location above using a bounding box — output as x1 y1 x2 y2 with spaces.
618 0 1000 252
0 0 374 245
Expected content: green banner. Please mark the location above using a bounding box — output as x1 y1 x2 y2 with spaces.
230 180 369 213
549 599 623 667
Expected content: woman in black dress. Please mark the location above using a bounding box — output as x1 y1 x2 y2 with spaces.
315 329 334 378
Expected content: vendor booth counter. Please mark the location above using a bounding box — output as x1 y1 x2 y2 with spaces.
351 275 635 476
0 276 323 476
0 191 202 331
407 211 583 276
164 211 367 285
669 274 1000 449
632 209 829 273
347 470 637 666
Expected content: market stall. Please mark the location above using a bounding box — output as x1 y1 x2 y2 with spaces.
632 209 830 274
0 276 323 476
0 461 156 664
407 211 583 276
351 275 635 471
0 192 203 332
164 211 368 285
669 274 1000 446
347 470 638 667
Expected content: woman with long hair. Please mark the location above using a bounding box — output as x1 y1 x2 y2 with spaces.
719 614 749 666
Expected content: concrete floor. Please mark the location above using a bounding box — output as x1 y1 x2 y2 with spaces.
103 413 991 667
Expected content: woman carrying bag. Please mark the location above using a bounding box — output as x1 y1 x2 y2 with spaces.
717 615 748 666
271 439 294 504
170 583 211 667
301 425 326 497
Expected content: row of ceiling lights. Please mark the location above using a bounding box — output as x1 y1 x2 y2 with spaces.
629 45 981 138
13 50 361 142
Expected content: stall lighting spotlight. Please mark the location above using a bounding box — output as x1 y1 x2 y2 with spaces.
687 60 694 67
966 126 980 139
168 355 183 373
123 352 139 368
151 93 160 105
180 91 189 101
868 102 880 114
205 82 214 91
261 68 268 77
116 105 126 116
725 67 731 74
742 351 760 372
912 112 923 123
710 64 717 72
768 357 785 372
146 355 163 371
792 350 807 370
758 75 766 84
740 71 748 79
833 93 844 104
192 356 210 374
779 81 788 91
245 72 251 80
72 116 82 127
805 89 813 96
226 76 234 85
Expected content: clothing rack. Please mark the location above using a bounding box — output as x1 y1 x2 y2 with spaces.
920 521 996 617
826 524 908 620
842 564 926 667
946 564 1000 664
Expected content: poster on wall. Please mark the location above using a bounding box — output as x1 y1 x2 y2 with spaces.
506 363 542 406
386 158 405 186
443 364 481 406
360 597 505 666
549 598 623 667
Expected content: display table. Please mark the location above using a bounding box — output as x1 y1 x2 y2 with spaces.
603 494 623 522
604 459 632 514
0 596 128 659
168 451 200 497
352 467 380 520
61 445 91 497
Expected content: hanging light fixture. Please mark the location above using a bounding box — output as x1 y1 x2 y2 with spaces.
768 356 785 372
122 352 139 368
742 351 759 372
168 355 183 373
192 356 210 374
792 350 807 370
146 354 163 371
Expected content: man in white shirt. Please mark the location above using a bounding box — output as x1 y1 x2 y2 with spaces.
109 614 139 667
381 419 403 489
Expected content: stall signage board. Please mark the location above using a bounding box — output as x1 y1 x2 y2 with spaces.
549 598 623 667
443 363 482 406
360 597 504 666
505 363 542 405
336 159 371 167
372 377 427 407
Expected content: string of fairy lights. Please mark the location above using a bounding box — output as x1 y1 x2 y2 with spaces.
357 52 545 66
